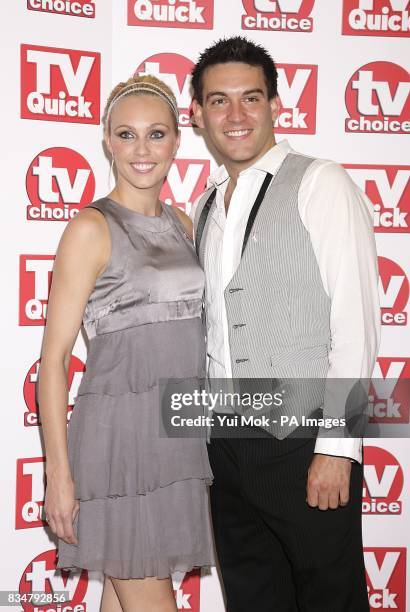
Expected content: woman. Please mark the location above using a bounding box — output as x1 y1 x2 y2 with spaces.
38 75 214 612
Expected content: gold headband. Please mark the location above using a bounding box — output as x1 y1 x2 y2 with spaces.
106 82 179 123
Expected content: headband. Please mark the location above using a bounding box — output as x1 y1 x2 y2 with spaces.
106 82 179 124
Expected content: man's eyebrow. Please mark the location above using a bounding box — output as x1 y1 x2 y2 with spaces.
206 88 266 101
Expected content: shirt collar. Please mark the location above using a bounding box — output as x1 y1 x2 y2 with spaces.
206 139 293 189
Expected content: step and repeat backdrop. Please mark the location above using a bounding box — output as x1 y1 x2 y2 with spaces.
1 0 409 610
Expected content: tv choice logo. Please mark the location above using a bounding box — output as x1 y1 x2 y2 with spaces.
365 548 406 610
27 0 95 18
161 159 210 215
135 53 194 127
275 64 317 133
173 570 200 610
19 549 89 612
344 165 410 233
21 44 101 124
362 446 403 515
241 0 314 32
26 147 95 221
20 255 54 326
23 356 85 427
369 358 410 423
128 0 213 29
342 0 410 37
378 256 409 326
345 61 410 134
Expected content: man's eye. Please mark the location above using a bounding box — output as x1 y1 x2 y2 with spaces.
245 96 259 103
212 98 225 106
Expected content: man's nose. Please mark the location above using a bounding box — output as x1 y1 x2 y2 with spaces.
227 101 246 123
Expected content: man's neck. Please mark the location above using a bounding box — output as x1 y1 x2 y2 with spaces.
223 137 276 212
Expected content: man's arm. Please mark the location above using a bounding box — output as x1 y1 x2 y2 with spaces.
299 160 381 508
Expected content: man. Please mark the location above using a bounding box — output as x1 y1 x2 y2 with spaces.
190 37 380 611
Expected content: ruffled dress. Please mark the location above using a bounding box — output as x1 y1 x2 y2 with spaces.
56 197 214 579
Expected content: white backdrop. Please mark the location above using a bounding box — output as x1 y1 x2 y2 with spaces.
1 1 409 610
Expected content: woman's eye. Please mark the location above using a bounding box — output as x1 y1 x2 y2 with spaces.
150 131 165 139
118 131 133 140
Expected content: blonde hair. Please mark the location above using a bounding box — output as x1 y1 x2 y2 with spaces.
102 75 179 132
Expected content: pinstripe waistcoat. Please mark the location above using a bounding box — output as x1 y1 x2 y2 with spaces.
194 152 332 439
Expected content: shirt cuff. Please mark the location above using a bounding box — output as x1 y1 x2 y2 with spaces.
314 437 362 463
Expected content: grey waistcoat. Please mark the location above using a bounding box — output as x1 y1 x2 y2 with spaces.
195 153 332 439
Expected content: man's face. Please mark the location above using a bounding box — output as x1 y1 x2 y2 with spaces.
193 62 279 172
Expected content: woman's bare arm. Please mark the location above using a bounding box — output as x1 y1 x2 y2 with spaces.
38 207 110 543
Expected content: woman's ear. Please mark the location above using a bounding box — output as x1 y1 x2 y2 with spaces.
104 130 112 156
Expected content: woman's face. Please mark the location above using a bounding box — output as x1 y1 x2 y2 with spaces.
106 93 180 193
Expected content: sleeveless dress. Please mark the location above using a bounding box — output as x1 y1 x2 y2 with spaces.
56 197 215 579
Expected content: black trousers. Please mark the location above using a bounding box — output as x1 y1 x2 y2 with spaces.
207 418 369 612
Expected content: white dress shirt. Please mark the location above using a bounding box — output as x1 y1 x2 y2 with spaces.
191 140 380 463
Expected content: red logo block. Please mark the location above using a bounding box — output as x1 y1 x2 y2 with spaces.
135 53 194 127
16 457 47 529
24 356 85 427
344 165 410 233
161 159 210 214
128 0 213 29
242 0 315 32
19 255 54 326
275 64 317 134
342 0 410 38
174 570 200 611
345 61 410 134
378 257 409 326
21 44 101 124
19 549 89 612
27 0 95 18
26 147 95 221
365 548 406 610
370 358 410 423
363 446 403 514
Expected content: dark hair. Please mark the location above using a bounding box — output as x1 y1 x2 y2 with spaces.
191 36 278 104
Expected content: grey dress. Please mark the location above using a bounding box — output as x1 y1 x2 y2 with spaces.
56 197 214 579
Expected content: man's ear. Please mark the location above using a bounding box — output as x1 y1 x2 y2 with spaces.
192 99 204 129
270 95 281 124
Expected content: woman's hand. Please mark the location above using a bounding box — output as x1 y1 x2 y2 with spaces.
45 472 79 545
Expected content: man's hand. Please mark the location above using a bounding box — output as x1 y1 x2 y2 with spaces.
306 454 352 510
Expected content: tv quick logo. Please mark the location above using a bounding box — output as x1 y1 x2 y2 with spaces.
365 548 406 610
369 358 410 423
19 255 54 326
344 165 410 233
19 549 89 612
16 457 47 529
362 446 403 514
26 147 95 221
378 257 409 326
173 570 200 610
345 61 410 134
342 0 410 37
241 0 315 32
161 159 210 215
275 64 317 133
24 356 85 427
135 53 194 126
27 0 95 18
128 0 213 29
21 44 101 124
